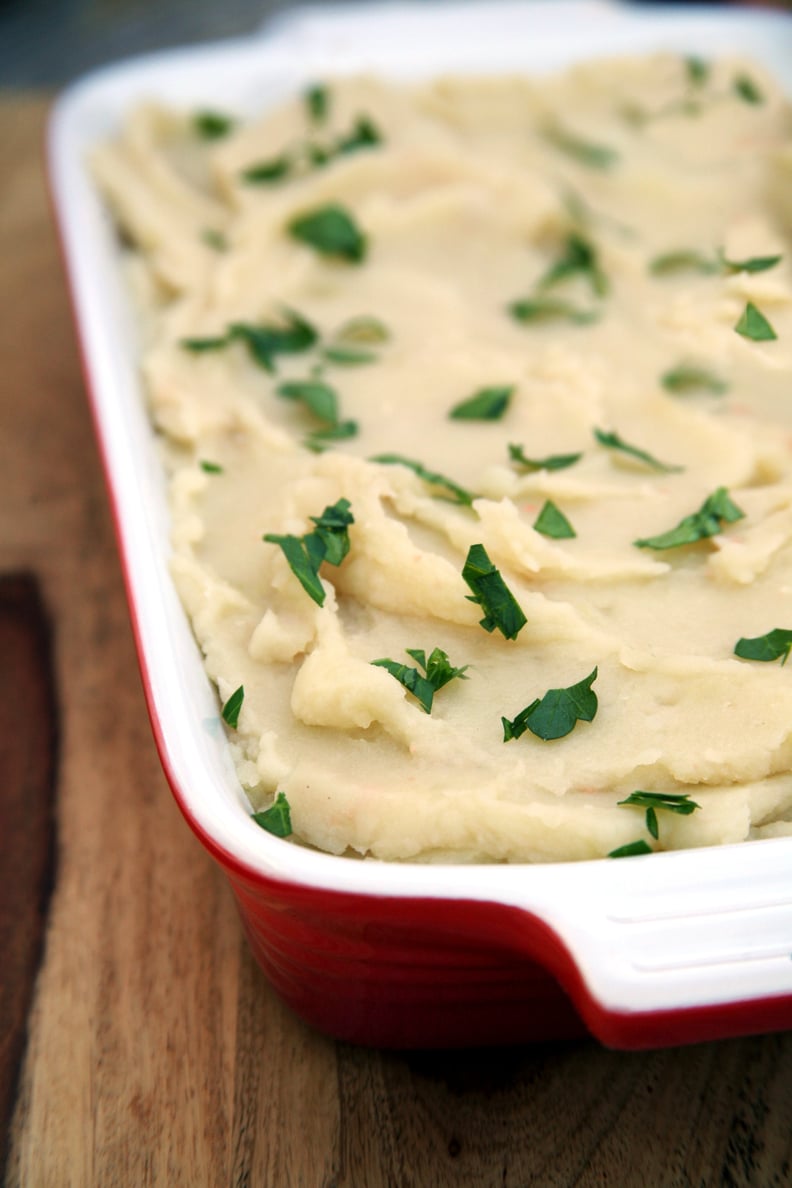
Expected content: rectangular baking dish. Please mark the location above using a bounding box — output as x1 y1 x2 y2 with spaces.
48 0 792 1049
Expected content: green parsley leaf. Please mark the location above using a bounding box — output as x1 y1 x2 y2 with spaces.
252 791 293 838
508 444 582 473
539 233 609 298
194 110 235 140
462 543 527 640
543 122 619 170
649 249 720 276
221 685 244 728
734 302 777 342
502 667 598 742
734 73 764 105
181 334 229 353
333 316 390 345
660 364 729 396
449 386 514 422
533 500 576 540
263 498 353 606
305 83 329 124
241 154 294 184
304 420 359 452
335 115 382 155
322 345 377 366
594 427 682 474
288 204 367 262
734 628 792 665
608 839 653 858
508 296 599 326
229 311 318 371
371 454 475 507
685 56 710 87
276 379 339 424
618 789 701 818
199 459 223 474
634 486 745 550
201 228 228 252
372 646 469 713
720 252 781 275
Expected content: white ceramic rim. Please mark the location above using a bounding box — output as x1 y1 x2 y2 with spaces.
47 0 792 1021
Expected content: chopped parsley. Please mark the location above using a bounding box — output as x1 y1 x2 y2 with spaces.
288 204 367 262
372 647 469 713
241 154 293 184
242 115 382 186
720 252 781 275
199 459 223 474
660 364 728 396
502 668 598 742
543 122 619 170
322 345 377 366
634 486 744 551
333 315 390 345
685 56 710 88
508 296 599 326
618 790 701 841
263 498 354 606
371 454 475 507
304 421 359 453
276 378 340 425
734 628 792 665
193 110 235 140
462 544 527 640
539 233 609 298
252 792 292 838
533 500 576 540
594 427 682 474
449 386 514 422
201 228 228 252
734 302 777 342
305 83 329 123
608 839 653 859
508 444 582 473
734 73 764 105
649 250 720 277
182 310 318 372
221 685 244 728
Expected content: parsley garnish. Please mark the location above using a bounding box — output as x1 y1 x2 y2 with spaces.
252 791 292 838
371 454 475 507
533 500 576 540
649 250 720 277
721 252 781 275
508 296 599 326
263 498 354 606
449 386 514 422
634 486 744 550
735 302 777 342
199 459 223 474
660 364 728 396
241 154 293 184
182 310 318 372
335 115 382 155
608 839 653 859
372 647 469 713
462 544 527 640
276 378 340 425
201 229 228 252
508 444 582 473
685 56 710 87
333 315 389 345
305 83 329 124
618 790 701 841
304 421 359 453
288 204 367 262
594 427 682 474
543 122 619 170
539 233 609 298
734 74 764 105
194 110 235 140
502 668 598 742
322 345 377 366
221 685 244 728
734 628 792 665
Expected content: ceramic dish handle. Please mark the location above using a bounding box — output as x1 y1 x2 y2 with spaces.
495 840 792 1043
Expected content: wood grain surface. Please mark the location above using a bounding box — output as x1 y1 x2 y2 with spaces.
3 93 792 1188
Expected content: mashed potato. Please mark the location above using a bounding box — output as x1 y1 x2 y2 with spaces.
94 53 792 861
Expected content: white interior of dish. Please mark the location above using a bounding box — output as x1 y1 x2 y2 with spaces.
49 0 792 1017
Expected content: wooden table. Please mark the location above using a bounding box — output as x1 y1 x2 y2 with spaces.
2 93 792 1188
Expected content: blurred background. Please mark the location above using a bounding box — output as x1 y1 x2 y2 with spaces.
1 0 789 89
